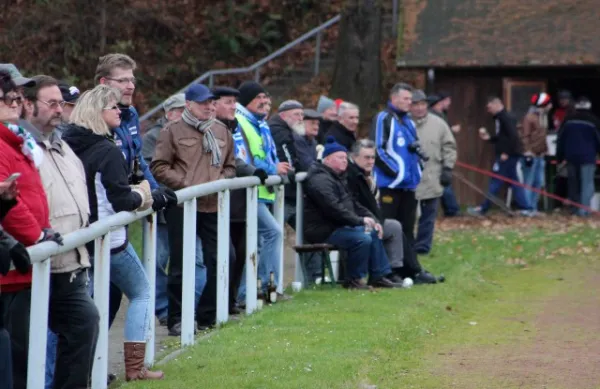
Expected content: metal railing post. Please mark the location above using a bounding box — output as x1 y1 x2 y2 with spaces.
254 68 260 83
26 258 51 389
294 182 304 283
181 200 197 347
91 232 111 389
142 214 157 365
208 74 214 88
314 31 322 77
273 184 285 294
392 0 399 38
216 190 230 325
245 186 259 314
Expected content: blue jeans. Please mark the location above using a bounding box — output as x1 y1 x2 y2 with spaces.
441 185 460 216
89 243 151 341
45 330 58 389
326 226 391 280
481 156 532 213
238 202 283 302
567 163 596 216
155 224 207 321
522 156 545 211
415 198 439 254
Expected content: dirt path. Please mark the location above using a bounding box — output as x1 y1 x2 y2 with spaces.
437 273 600 389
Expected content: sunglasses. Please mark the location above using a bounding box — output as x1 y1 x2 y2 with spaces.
0 95 23 106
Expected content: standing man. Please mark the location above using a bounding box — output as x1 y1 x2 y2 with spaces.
151 84 236 332
371 83 426 280
521 93 551 213
316 95 337 144
235 80 289 303
325 102 359 151
95 53 177 328
410 90 457 255
468 97 532 216
142 93 207 326
556 96 600 216
21 75 100 389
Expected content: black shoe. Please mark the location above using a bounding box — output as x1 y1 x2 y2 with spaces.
414 271 438 284
158 316 168 327
197 321 216 331
168 322 198 336
343 279 370 290
229 306 242 315
387 273 404 284
107 373 117 385
369 276 402 288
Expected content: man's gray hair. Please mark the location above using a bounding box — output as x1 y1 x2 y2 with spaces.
338 101 359 117
351 138 376 156
390 82 413 97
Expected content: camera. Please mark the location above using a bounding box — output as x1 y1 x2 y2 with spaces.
408 142 429 162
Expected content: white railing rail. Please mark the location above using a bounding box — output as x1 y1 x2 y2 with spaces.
25 173 307 389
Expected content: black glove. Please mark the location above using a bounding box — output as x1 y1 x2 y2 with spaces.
9 243 31 274
286 169 296 185
440 167 453 187
151 187 178 211
40 228 64 246
253 168 268 185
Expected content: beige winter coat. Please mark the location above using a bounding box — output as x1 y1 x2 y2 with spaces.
37 131 91 273
415 113 457 200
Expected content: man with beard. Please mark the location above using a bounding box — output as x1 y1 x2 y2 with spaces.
268 100 305 223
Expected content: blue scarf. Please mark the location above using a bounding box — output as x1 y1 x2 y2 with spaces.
386 101 408 118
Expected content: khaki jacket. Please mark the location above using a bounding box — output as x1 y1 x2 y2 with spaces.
38 132 91 273
151 119 236 213
415 113 457 200
521 112 548 156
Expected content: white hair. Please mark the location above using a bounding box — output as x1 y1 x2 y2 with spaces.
338 102 359 118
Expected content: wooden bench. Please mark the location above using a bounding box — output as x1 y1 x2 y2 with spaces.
293 243 338 287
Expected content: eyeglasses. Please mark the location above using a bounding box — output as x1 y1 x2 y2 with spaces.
0 95 23 106
105 77 136 85
103 105 120 111
38 99 66 109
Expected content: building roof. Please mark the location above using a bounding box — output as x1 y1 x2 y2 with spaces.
397 0 600 67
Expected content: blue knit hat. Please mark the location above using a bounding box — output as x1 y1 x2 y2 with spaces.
322 136 347 159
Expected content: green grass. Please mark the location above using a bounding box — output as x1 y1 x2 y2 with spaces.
123 223 599 389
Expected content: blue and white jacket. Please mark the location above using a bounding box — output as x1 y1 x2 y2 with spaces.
113 105 159 189
234 103 279 175
370 103 422 190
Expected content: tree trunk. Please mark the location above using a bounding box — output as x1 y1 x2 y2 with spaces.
99 0 107 53
331 0 382 136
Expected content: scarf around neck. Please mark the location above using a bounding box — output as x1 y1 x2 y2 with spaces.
4 122 44 168
181 107 221 166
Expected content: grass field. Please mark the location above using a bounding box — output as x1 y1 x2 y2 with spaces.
122 217 599 389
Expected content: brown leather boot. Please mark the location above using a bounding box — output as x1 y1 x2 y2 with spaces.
124 342 164 381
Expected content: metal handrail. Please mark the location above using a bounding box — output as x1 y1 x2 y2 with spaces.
139 15 341 121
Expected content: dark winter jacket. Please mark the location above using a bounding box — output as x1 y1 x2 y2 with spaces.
317 119 334 145
556 110 600 165
294 134 317 171
62 124 143 253
488 109 522 156
141 116 167 163
346 162 383 222
325 121 357 151
303 162 374 243
268 114 300 201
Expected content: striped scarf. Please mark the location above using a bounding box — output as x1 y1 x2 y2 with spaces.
181 108 221 166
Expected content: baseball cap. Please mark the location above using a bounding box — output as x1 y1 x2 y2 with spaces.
0 63 35 87
58 81 81 103
163 93 185 112
185 84 216 103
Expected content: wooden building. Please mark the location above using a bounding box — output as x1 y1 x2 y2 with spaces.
397 0 600 206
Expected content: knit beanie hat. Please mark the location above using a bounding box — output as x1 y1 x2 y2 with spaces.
531 92 551 108
238 81 266 107
316 95 335 114
322 136 347 159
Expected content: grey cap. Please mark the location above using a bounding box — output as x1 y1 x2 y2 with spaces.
303 109 322 120
0 63 35 87
278 99 303 113
163 93 186 112
412 89 427 103
316 95 335 114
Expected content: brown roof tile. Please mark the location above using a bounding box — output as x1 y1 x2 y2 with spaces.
398 0 600 67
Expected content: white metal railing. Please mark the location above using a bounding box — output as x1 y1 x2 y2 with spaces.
24 173 307 389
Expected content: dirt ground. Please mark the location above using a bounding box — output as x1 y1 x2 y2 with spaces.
437 273 600 389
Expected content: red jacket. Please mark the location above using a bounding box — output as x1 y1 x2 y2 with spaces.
0 123 50 292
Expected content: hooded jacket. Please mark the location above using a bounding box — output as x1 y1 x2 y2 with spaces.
62 124 143 252
0 123 51 292
303 162 374 243
556 110 600 165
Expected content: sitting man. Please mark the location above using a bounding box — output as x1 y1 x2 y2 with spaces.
303 137 400 289
347 139 442 284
